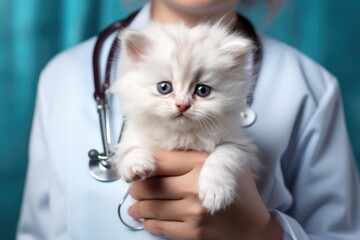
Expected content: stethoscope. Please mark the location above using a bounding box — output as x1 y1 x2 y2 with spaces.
87 10 262 231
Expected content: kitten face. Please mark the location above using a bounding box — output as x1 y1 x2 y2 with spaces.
112 22 253 132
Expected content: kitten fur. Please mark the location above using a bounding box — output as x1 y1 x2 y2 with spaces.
111 20 259 213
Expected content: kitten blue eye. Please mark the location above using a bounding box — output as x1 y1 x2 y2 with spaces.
195 84 211 97
157 81 173 95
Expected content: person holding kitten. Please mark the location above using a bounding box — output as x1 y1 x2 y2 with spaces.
17 0 360 240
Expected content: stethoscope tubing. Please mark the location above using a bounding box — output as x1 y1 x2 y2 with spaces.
117 184 145 231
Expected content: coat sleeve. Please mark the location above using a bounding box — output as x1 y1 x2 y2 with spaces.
16 71 50 240
274 77 360 239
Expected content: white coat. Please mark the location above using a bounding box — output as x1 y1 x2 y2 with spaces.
17 4 360 240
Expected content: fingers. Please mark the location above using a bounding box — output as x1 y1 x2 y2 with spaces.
151 150 208 177
143 219 206 240
130 175 198 200
129 199 209 240
129 199 206 222
128 150 212 239
130 150 207 200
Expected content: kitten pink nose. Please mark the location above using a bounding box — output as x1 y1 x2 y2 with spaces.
176 104 191 113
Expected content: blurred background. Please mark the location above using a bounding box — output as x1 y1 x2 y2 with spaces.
0 0 359 239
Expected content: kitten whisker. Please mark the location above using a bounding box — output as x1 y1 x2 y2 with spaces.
192 112 221 143
201 111 230 138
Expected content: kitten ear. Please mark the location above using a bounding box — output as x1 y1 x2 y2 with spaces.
220 37 253 65
120 29 152 62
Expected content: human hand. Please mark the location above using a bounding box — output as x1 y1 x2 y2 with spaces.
128 150 282 240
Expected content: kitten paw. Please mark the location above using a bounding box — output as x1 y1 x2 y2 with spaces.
119 149 156 182
198 171 236 214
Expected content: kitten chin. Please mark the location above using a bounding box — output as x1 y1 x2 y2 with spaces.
111 20 259 213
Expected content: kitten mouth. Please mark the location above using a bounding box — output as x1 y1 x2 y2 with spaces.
174 113 188 119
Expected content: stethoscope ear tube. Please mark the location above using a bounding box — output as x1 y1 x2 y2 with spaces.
88 11 139 182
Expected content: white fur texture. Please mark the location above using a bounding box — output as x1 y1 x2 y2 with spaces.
111 21 259 213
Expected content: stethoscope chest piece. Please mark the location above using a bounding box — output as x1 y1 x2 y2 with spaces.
240 106 257 128
89 149 121 182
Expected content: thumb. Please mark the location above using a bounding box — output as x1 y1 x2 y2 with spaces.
151 150 208 177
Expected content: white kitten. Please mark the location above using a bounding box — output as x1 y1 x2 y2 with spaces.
111 21 259 213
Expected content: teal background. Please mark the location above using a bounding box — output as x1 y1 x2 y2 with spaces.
0 0 359 239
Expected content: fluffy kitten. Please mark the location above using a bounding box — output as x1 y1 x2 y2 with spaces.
111 21 259 213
